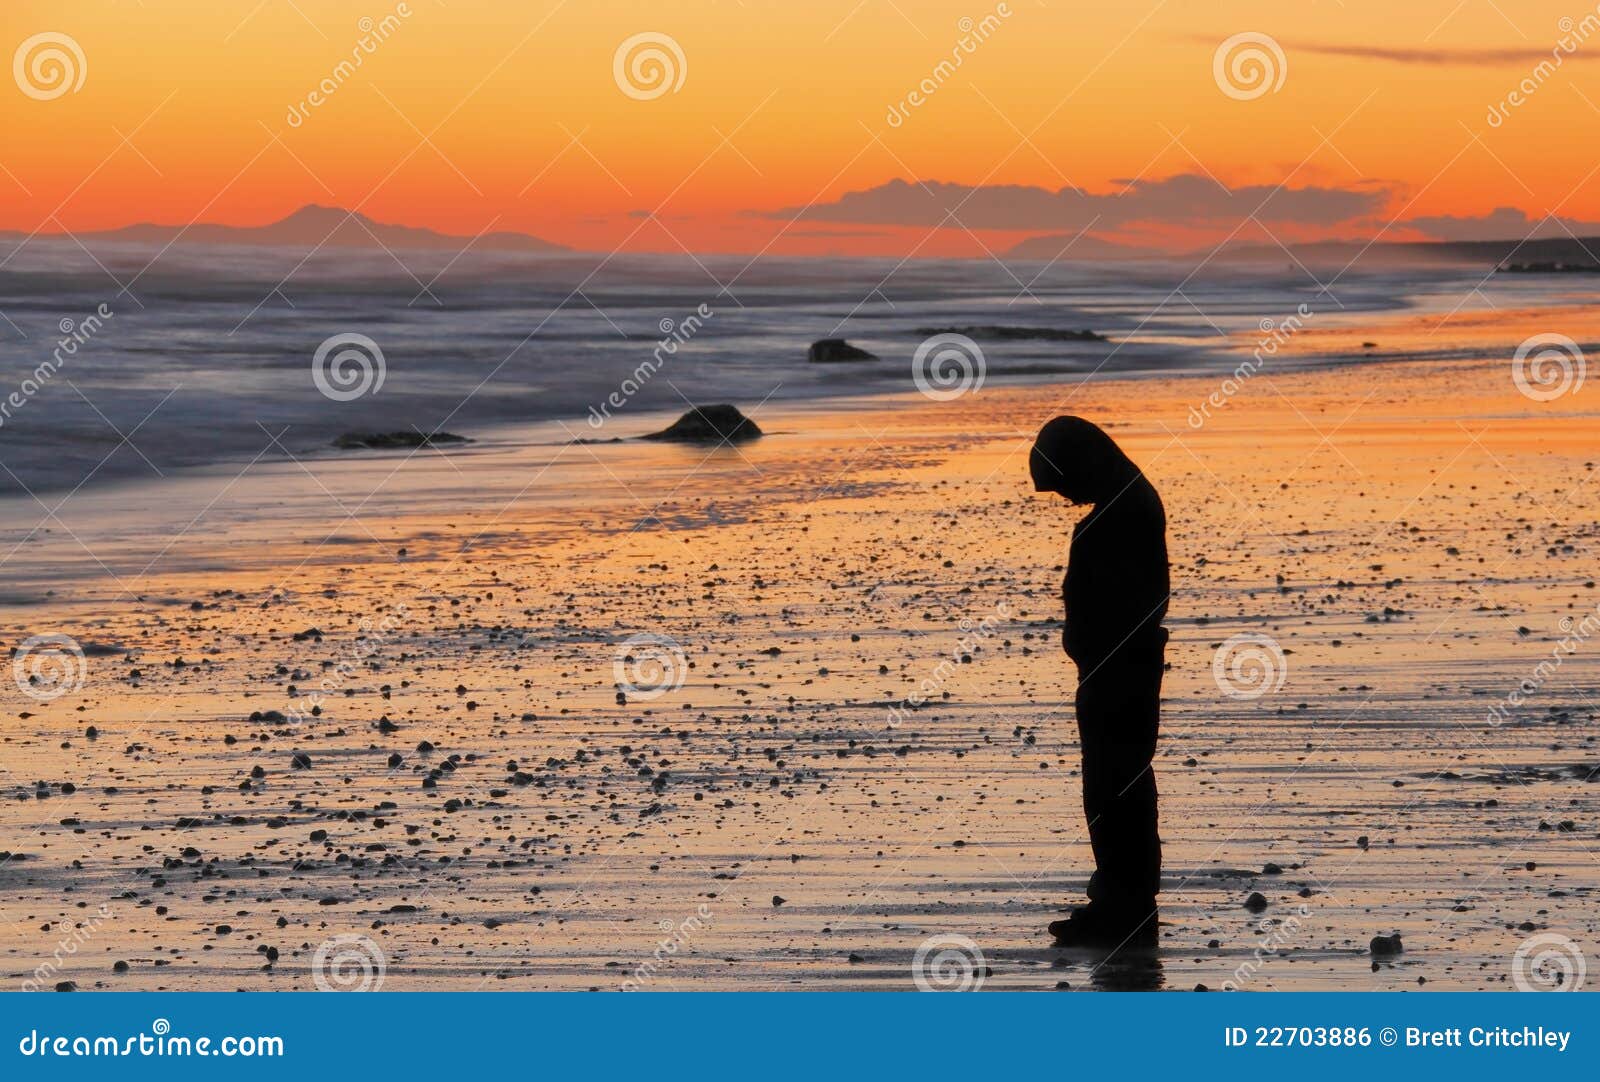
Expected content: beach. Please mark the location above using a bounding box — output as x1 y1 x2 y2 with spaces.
3 288 1598 991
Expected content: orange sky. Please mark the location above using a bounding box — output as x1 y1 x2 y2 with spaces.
6 0 1600 255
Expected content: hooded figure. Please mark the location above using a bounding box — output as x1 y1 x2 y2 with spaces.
1030 416 1168 947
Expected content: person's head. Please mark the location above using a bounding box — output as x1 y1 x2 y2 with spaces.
1029 416 1139 505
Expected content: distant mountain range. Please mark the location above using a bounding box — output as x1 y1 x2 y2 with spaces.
10 205 1599 268
6 204 568 254
1006 230 1600 269
1218 235 1600 269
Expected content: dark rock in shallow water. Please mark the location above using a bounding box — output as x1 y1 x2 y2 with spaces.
807 338 878 363
642 404 762 443
913 324 1107 342
332 431 471 450
1369 933 1403 956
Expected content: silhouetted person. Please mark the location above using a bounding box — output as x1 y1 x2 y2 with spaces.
1030 416 1168 948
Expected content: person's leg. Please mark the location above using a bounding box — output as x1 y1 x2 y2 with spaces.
1075 678 1110 895
1089 656 1162 909
1054 652 1162 942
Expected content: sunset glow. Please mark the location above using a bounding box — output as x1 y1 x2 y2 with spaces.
8 0 1600 255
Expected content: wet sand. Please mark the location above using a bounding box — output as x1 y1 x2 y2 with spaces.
3 330 1598 991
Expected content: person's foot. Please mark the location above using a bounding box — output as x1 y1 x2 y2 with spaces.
1047 903 1158 948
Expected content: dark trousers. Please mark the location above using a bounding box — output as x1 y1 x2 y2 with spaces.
1073 639 1164 907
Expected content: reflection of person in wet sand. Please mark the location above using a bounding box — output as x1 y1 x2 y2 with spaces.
1030 417 1169 949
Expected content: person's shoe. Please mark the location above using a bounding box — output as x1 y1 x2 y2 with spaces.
1047 904 1158 948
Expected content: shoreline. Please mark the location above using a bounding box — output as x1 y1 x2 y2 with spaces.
4 322 1595 511
2 255 1591 501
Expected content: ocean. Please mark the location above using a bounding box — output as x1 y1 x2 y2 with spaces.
0 237 1576 497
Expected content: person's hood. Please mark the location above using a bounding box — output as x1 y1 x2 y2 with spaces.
1029 416 1142 505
